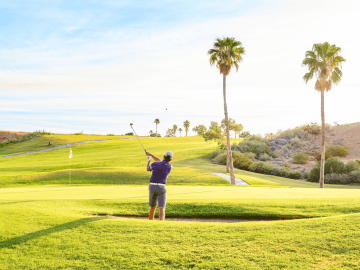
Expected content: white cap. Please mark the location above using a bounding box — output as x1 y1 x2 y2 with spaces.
165 151 173 159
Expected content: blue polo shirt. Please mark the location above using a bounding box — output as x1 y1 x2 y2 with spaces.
149 160 172 184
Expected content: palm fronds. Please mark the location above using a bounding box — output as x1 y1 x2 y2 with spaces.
302 42 345 91
208 37 245 76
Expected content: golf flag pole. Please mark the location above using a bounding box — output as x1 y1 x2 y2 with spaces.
69 148 73 186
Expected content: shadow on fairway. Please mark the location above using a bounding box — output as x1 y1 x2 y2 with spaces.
0 217 107 250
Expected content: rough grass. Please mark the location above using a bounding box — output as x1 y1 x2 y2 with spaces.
1 135 360 269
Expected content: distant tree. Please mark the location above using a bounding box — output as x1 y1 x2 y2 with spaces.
192 125 207 135
154 119 160 137
173 125 178 137
183 120 190 136
165 128 174 137
178 128 183 137
221 118 236 137
149 130 154 136
233 124 243 138
208 37 245 184
302 42 345 188
240 131 251 138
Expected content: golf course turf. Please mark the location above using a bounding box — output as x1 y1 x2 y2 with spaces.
1 135 360 269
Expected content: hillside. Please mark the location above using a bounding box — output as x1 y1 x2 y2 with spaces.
268 122 360 172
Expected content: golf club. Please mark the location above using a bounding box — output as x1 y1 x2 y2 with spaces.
130 123 147 153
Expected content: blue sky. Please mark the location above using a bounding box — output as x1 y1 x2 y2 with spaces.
1 0 359 136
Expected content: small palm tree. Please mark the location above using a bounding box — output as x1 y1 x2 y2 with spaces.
208 37 245 185
173 125 178 137
178 128 183 137
154 119 160 137
302 42 345 188
183 120 190 136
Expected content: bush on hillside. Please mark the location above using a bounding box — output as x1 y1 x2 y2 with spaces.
278 169 290 178
276 127 308 140
303 123 321 135
125 132 134 135
290 136 302 148
302 171 310 180
242 152 256 160
345 160 360 173
273 149 284 158
248 162 274 174
292 153 310 164
308 158 346 182
258 153 272 161
313 151 331 162
232 152 253 170
211 149 226 159
289 171 302 179
237 136 271 157
327 145 349 157
212 153 227 165
349 170 360 183
324 173 352 185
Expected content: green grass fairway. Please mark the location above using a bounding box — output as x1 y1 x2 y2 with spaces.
1 135 360 269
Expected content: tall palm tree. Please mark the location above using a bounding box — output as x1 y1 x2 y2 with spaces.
183 120 190 136
178 128 183 137
173 125 178 137
154 119 160 137
302 42 345 188
208 37 245 185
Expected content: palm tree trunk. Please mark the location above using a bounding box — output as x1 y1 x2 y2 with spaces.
223 74 236 185
156 124 158 137
320 90 325 188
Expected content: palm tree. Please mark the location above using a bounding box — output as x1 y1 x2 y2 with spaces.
154 119 160 137
208 37 245 185
302 42 345 188
183 120 190 136
173 125 178 137
178 128 183 137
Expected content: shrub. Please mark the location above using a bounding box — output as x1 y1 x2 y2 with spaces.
327 145 349 157
302 171 310 180
290 136 302 148
313 151 331 161
273 149 284 158
308 157 346 182
303 123 321 135
248 162 274 174
349 170 360 183
324 173 352 185
292 153 310 164
345 160 360 173
242 152 256 160
258 153 272 161
211 149 226 159
232 152 253 170
125 132 134 135
270 166 282 176
289 171 302 179
237 139 271 156
278 169 290 178
277 127 308 140
324 157 346 175
212 153 227 165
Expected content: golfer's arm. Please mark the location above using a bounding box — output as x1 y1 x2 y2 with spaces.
147 161 151 171
149 153 161 162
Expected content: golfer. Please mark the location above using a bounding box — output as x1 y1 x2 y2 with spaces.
146 151 173 221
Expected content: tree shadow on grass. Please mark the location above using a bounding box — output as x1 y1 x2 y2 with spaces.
0 217 107 250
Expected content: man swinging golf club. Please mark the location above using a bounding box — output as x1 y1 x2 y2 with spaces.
146 151 173 221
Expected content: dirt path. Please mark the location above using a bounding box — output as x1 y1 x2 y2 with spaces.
0 138 133 159
211 172 249 185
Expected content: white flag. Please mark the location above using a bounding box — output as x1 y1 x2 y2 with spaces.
69 148 73 159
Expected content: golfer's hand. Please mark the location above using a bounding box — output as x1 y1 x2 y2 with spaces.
147 156 152 162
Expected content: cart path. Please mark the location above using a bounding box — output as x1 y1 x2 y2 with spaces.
211 172 249 185
0 138 134 159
